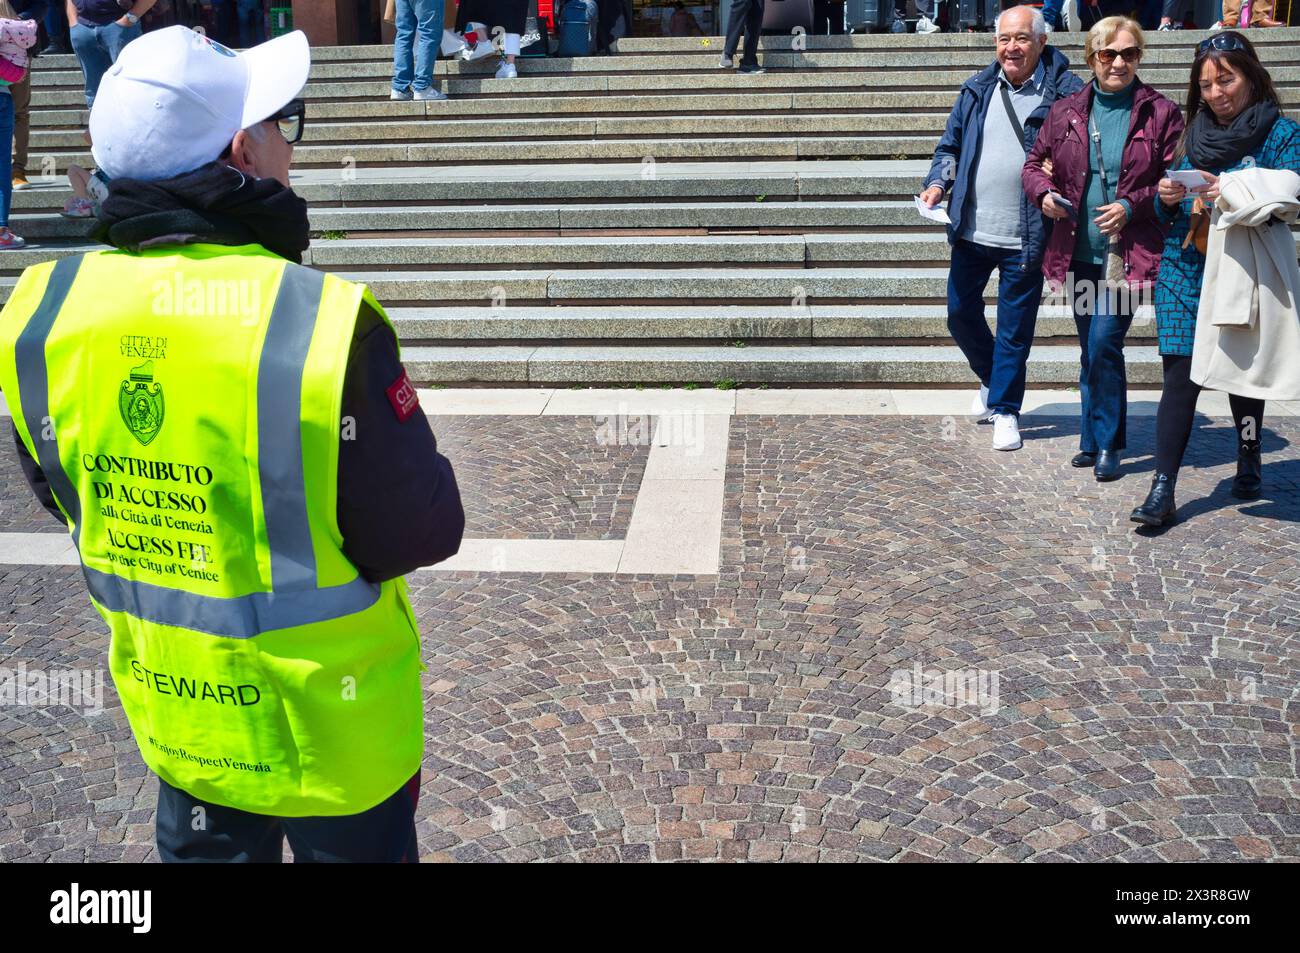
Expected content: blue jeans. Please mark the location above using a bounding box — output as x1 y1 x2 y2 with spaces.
1040 0 1064 28
392 0 444 94
947 239 1044 417
1071 261 1134 453
45 3 70 48
0 92 12 228
237 0 266 47
70 20 142 107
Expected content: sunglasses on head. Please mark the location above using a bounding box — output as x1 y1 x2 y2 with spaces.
1091 46 1142 65
1197 32 1248 56
267 98 306 145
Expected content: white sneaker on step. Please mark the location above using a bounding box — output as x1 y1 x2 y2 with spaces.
413 87 448 100
992 413 1022 451
916 15 939 34
969 384 993 422
495 61 517 80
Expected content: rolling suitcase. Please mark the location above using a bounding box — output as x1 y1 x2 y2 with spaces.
762 0 817 33
956 0 998 30
556 0 598 56
845 0 893 32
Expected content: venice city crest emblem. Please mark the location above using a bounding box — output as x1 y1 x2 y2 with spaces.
119 361 164 446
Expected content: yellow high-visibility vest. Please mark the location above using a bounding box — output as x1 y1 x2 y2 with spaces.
0 244 425 817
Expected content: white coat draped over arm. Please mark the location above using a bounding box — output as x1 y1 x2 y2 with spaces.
1192 166 1300 400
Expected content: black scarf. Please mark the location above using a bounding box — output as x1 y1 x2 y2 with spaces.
1185 100 1280 171
92 162 311 264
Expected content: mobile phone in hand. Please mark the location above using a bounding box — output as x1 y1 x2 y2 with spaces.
1048 193 1077 222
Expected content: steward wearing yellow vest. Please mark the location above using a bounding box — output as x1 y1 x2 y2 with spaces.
0 27 464 862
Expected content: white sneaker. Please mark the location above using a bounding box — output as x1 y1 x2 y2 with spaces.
495 61 517 80
719 54 732 68
413 87 448 101
390 87 412 101
992 413 1022 451
916 15 939 34
1209 20 1224 31
969 384 993 422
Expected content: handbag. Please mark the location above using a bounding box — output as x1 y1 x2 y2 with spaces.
1089 113 1127 288
520 0 548 57
1183 196 1210 256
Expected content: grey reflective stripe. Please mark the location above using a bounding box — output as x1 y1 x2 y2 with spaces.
83 564 380 640
258 265 325 591
15 256 85 546
12 256 380 640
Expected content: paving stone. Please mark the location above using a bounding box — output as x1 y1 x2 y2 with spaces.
4 414 1298 861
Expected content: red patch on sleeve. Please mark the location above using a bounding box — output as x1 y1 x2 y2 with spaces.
385 370 420 423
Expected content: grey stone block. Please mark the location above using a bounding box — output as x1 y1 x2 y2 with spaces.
308 235 806 268
341 271 553 304
389 305 812 340
401 345 534 382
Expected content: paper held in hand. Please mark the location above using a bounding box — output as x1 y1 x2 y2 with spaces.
1169 169 1212 192
915 196 952 224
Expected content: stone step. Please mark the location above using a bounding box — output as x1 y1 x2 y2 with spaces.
29 112 959 151
0 262 1156 313
272 231 1300 269
34 86 1300 129
6 161 946 209
32 43 1300 90
32 29 1297 71
16 201 943 236
385 304 1157 342
32 65 1300 112
397 343 1163 384
10 200 947 236
607 29 1300 52
18 135 949 172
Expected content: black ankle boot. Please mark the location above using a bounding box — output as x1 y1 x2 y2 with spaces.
1131 473 1177 526
1094 450 1121 482
1232 441 1262 500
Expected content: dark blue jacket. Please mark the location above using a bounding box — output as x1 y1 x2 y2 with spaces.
922 45 1084 271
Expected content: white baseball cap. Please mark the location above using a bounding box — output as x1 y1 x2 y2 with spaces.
90 26 311 182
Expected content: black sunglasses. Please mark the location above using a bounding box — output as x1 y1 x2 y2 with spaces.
1196 33 1248 56
267 98 306 145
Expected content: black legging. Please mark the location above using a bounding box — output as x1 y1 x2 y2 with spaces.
1155 354 1264 475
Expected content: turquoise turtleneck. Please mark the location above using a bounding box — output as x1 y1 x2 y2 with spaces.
1073 79 1136 266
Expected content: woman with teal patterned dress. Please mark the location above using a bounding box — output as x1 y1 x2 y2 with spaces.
1130 31 1300 527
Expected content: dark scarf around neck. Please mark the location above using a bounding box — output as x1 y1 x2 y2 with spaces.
92 161 311 264
1186 100 1280 171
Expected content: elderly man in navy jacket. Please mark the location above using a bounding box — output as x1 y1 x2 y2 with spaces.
919 5 1083 452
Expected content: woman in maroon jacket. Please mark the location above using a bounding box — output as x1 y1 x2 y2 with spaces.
1022 16 1183 482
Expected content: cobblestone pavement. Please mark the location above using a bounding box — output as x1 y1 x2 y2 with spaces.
2 412 1298 862
429 415 648 540
0 439 64 535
